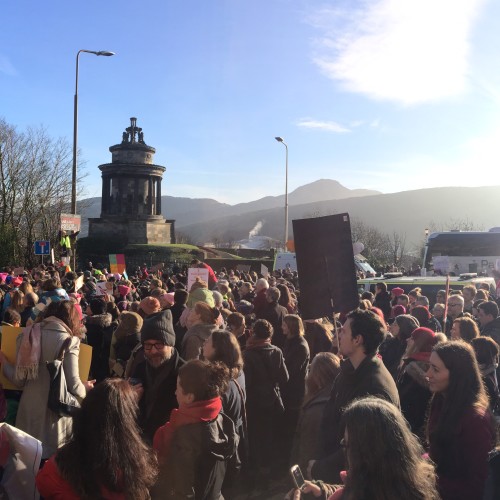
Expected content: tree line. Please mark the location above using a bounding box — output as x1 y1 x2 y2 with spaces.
0 117 84 268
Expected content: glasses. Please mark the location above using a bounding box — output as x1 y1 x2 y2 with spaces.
143 342 165 351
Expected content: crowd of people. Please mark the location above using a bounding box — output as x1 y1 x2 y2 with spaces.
0 260 499 499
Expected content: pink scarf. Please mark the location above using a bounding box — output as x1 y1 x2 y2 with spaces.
15 316 73 381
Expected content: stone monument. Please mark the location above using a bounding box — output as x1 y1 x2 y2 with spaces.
88 117 175 244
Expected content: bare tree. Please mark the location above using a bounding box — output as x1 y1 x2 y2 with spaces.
0 118 85 267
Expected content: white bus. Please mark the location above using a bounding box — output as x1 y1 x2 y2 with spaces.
423 228 500 276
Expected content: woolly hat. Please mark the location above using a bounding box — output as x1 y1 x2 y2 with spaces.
390 304 406 318
114 311 143 339
158 292 175 309
411 305 432 325
117 301 129 312
118 285 131 297
411 327 437 353
140 296 161 316
12 277 23 287
391 287 405 297
140 310 175 346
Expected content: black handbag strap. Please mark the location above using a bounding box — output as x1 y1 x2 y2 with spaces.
56 337 72 361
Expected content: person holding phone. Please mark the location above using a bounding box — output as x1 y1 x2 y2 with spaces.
287 397 438 499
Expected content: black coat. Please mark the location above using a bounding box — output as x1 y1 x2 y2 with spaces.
132 349 185 442
397 359 432 438
152 412 238 500
312 355 400 482
243 344 289 410
373 291 392 321
283 336 310 410
379 336 406 379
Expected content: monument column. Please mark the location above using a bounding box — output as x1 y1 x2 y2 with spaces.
148 178 154 215
156 178 161 215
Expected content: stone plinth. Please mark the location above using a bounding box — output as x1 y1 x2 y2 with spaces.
88 117 175 246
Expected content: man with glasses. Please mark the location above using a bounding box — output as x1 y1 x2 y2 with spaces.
445 294 465 336
131 309 184 442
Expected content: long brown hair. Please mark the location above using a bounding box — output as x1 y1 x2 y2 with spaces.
56 379 158 499
208 330 244 379
304 352 340 404
343 397 439 500
426 341 491 471
38 300 81 336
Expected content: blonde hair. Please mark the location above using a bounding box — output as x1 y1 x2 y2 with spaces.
283 314 304 338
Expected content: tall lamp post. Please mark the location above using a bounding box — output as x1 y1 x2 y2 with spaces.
72 49 115 215
275 136 288 250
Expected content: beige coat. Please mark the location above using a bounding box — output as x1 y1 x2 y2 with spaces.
2 319 86 458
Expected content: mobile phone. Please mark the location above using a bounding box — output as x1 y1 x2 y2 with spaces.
290 465 306 490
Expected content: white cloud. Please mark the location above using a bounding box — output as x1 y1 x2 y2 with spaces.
310 0 486 105
296 118 350 133
0 54 17 76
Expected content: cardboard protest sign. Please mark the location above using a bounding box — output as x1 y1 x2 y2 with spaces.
96 281 113 297
109 254 126 275
187 268 209 292
0 326 22 390
261 264 269 277
78 343 92 382
0 326 92 389
74 274 84 292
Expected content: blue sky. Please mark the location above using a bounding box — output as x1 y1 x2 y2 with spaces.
2 0 499 205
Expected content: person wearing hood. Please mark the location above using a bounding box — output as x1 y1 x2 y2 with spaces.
108 311 143 377
182 302 220 361
85 298 113 382
29 277 70 324
397 327 439 439
152 359 237 500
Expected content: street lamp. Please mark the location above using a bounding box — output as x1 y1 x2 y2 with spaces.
275 136 288 250
72 49 115 215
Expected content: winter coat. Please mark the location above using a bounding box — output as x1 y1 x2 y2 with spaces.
283 336 310 410
373 291 391 321
181 323 218 361
379 336 406 379
243 343 289 412
397 359 432 438
152 411 237 499
85 312 113 381
481 317 500 346
2 319 86 459
428 399 495 500
312 355 400 483
291 384 333 471
36 455 125 499
132 349 184 443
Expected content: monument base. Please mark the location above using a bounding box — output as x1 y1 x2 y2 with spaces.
88 217 174 245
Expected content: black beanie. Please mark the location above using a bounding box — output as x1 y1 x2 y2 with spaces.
140 310 176 346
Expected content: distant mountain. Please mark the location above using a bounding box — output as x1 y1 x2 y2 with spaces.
176 186 500 247
79 179 381 235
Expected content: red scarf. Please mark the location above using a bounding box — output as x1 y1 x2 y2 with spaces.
153 397 222 464
245 336 271 350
